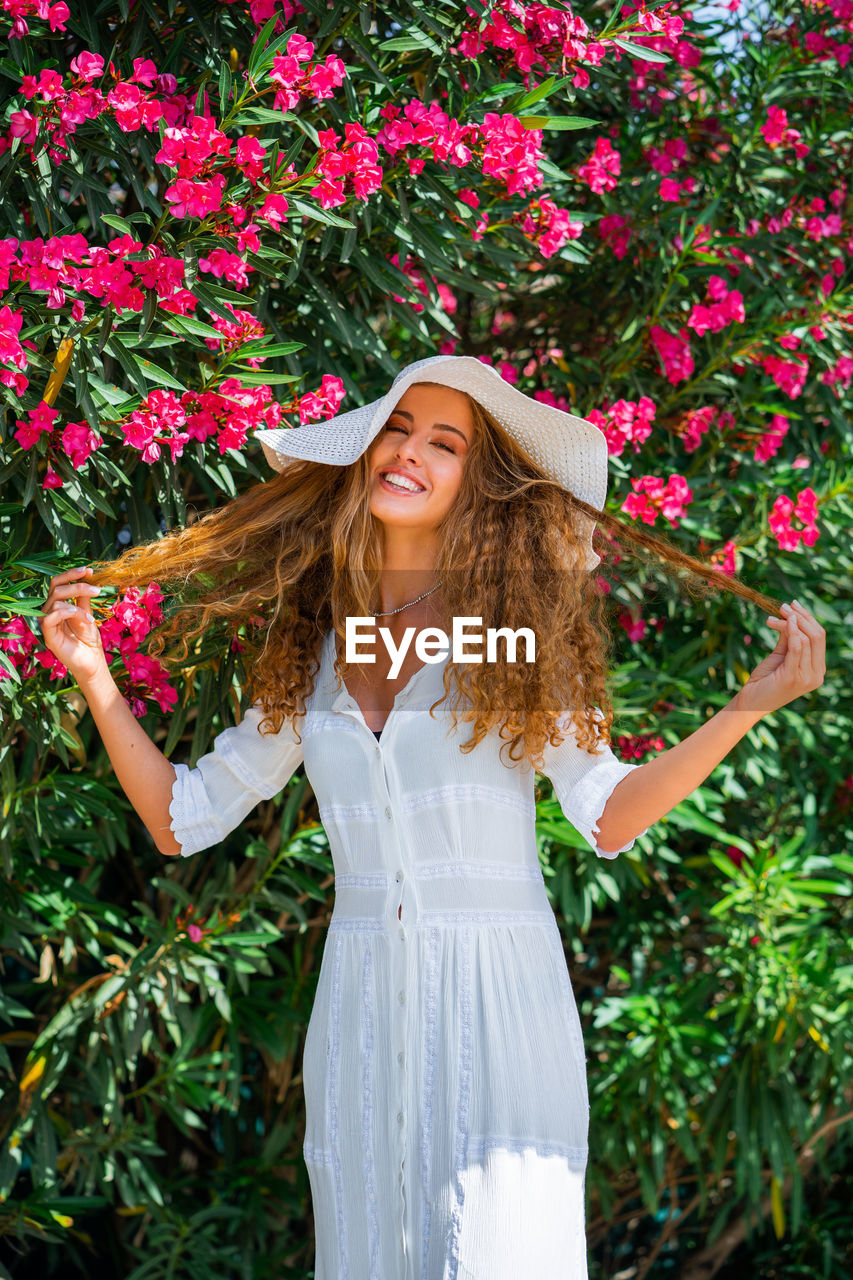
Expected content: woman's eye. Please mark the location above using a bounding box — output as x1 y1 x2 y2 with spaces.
386 424 454 453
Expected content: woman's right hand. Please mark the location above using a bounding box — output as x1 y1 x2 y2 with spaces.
40 565 110 686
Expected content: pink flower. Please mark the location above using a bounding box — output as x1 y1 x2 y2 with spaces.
14 400 58 450
130 58 158 85
61 419 102 467
311 177 346 209
649 324 694 384
577 137 621 195
164 173 226 219
69 51 105 80
260 192 289 228
9 110 39 146
234 135 267 183
622 474 693 528
298 374 346 423
307 54 346 98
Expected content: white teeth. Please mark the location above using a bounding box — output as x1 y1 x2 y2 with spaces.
382 472 423 493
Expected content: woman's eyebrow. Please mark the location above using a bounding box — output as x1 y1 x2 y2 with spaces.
390 408 469 442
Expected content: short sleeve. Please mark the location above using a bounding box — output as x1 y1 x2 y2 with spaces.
538 707 649 859
168 702 304 858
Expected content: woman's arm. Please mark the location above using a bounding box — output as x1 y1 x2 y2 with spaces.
40 565 181 857
79 665 182 856
593 697 764 854
595 599 826 853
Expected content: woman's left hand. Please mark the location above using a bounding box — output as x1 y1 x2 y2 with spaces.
734 599 826 716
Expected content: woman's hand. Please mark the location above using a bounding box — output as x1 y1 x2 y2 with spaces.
734 599 826 716
40 565 110 686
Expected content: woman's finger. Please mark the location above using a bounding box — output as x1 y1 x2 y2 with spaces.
46 565 92 595
790 600 826 685
782 604 818 688
50 582 102 603
788 613 810 688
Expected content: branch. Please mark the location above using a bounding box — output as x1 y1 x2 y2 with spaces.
679 1095 853 1280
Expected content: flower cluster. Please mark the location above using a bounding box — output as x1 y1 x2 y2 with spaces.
649 323 694 384
769 487 821 552
205 303 267 360
267 33 346 111
0 615 64 682
754 413 791 463
454 0 685 91
297 374 346 424
597 212 632 260
673 404 735 454
312 123 383 209
760 105 810 159
96 584 177 716
2 0 68 39
759 351 810 400
9 56 196 164
585 396 657 457
622 473 694 527
1 233 198 321
516 195 584 258
377 102 546 196
686 275 745 336
239 0 303 32
1 582 177 717
576 137 621 195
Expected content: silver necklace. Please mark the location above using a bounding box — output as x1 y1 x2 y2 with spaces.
368 580 444 618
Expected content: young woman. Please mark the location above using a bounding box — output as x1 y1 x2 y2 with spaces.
40 355 824 1278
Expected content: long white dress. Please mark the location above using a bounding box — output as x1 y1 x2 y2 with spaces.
169 628 651 1279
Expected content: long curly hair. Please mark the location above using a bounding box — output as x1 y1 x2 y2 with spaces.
85 384 784 772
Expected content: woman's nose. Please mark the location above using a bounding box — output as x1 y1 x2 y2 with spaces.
394 435 423 466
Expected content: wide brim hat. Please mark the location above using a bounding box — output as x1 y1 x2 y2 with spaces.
254 354 608 571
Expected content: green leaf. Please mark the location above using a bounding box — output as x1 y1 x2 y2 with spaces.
218 60 232 116
288 196 355 229
100 214 135 237
611 37 671 63
518 115 601 131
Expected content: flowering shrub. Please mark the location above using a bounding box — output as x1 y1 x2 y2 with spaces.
1 0 851 1277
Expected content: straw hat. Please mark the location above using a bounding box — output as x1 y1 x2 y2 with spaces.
255 354 608 570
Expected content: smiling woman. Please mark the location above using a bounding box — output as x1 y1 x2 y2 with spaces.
366 383 474 599
51 353 804 1280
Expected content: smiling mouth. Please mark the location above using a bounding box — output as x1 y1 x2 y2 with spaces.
378 472 426 495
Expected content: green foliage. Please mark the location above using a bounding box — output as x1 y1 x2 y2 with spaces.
1 0 852 1275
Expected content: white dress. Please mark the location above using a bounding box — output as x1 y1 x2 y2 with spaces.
169 628 651 1279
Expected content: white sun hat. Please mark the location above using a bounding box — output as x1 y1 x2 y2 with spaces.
254 354 608 571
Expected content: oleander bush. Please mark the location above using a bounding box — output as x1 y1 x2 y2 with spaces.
0 0 852 1276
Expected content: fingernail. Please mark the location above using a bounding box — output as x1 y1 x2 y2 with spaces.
768 616 780 623
91 587 102 595
792 598 801 607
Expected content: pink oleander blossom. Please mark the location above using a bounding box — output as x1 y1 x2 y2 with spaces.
14 400 57 450
650 323 694 383
768 487 820 552
622 474 694 527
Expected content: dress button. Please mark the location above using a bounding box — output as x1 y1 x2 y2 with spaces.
397 1050 404 1065
385 806 392 820
395 870 402 883
397 989 405 1004
375 746 381 757
397 1111 404 1125
398 927 405 940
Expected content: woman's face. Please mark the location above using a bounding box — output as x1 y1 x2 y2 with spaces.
367 382 474 531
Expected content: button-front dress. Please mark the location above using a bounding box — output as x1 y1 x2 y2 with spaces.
169 628 650 1279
